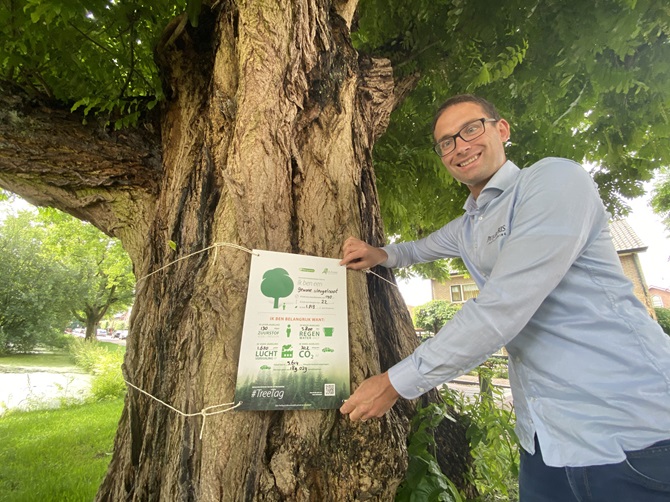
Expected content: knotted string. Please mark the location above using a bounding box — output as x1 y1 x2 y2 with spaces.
125 380 242 439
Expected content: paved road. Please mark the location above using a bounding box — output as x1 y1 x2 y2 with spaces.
445 377 513 408
0 335 125 414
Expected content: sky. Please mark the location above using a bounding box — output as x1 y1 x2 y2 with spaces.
624 184 670 288
397 184 670 306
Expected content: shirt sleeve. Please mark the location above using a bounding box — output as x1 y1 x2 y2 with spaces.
381 218 463 269
388 158 609 399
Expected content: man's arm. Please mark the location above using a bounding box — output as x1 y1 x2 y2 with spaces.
339 224 461 421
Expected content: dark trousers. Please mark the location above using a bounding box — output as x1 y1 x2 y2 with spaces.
519 436 670 501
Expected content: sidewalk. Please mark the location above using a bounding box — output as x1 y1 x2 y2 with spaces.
446 374 513 408
452 373 510 388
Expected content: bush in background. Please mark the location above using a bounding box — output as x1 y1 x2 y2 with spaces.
69 339 126 400
414 300 462 336
0 211 79 355
655 308 670 336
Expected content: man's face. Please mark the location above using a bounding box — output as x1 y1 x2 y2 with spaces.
433 102 510 199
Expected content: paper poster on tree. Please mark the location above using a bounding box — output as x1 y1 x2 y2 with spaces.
234 250 350 410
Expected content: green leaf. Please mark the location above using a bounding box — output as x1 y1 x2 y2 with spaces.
186 0 201 27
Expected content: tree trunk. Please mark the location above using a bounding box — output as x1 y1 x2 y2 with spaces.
0 2 472 500
85 316 98 342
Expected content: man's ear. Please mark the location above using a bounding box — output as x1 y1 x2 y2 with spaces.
497 119 511 143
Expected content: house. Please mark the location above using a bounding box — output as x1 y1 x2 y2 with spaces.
431 219 657 318
649 286 670 309
609 219 656 317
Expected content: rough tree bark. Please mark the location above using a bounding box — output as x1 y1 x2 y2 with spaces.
0 2 473 500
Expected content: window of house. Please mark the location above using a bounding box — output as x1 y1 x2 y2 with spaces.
652 295 664 308
450 283 480 303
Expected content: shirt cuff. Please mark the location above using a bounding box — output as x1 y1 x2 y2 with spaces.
380 245 397 268
388 357 433 399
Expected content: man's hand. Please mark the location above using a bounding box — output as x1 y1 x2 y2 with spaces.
340 237 388 270
340 372 400 421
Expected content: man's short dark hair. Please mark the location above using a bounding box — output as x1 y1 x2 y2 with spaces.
432 94 502 134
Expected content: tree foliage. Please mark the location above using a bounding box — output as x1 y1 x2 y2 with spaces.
0 210 74 353
0 201 134 350
356 0 670 251
3 1 669 273
1 0 183 128
414 300 461 335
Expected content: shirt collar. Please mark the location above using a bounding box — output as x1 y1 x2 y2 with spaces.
464 160 520 213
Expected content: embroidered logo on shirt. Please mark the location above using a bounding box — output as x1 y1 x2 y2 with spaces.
487 225 507 244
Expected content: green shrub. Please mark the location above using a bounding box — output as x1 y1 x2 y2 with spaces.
68 339 126 400
90 355 126 400
446 386 519 501
398 384 519 502
396 403 464 502
414 300 462 335
655 308 670 335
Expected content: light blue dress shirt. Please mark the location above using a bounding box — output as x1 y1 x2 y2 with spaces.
384 158 670 467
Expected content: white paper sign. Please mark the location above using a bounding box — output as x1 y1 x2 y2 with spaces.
234 250 350 410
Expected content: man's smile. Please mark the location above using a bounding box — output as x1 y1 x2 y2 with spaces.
456 153 480 168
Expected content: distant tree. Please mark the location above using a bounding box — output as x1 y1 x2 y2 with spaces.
36 208 134 341
260 268 294 309
414 300 461 335
0 211 74 353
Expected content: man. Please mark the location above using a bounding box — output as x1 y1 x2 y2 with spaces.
339 94 670 501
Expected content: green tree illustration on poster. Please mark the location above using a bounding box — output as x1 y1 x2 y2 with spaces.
261 268 294 308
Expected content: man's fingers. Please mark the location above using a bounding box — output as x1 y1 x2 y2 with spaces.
340 399 355 414
340 248 367 268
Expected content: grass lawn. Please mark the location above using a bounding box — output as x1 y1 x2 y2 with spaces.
0 398 124 501
0 351 76 370
0 341 125 371
97 341 126 354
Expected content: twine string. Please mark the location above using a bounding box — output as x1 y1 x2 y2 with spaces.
125 380 243 439
137 241 398 288
364 268 399 287
136 242 259 283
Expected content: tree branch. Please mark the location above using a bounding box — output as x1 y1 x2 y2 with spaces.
357 56 396 142
0 81 162 240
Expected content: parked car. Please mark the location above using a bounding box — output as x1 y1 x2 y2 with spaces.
113 330 129 339
96 328 108 337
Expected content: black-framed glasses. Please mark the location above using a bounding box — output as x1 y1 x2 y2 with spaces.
433 118 498 157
